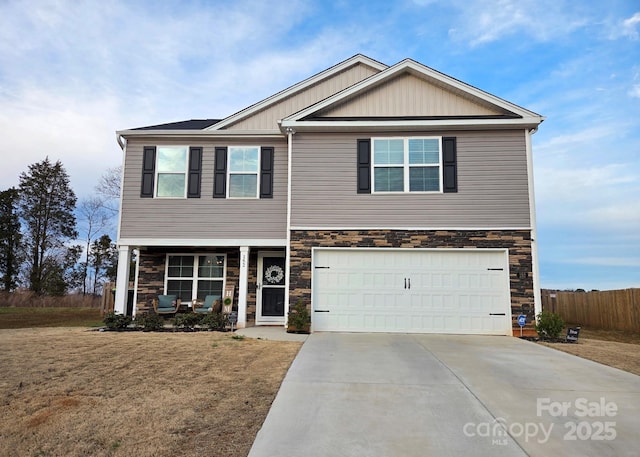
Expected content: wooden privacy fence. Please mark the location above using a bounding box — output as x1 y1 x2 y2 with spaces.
542 289 640 332
100 282 115 316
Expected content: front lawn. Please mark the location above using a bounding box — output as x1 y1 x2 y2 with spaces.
0 307 103 329
0 327 302 457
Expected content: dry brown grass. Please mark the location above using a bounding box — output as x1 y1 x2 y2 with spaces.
0 292 101 308
539 326 640 376
0 328 302 457
0 307 103 329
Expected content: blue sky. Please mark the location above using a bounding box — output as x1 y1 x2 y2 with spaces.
0 0 638 290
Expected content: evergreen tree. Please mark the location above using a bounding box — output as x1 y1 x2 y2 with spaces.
89 234 117 294
18 158 78 295
0 188 21 291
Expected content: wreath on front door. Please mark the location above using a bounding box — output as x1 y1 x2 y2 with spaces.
264 265 284 284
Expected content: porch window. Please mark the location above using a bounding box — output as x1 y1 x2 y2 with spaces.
165 254 225 303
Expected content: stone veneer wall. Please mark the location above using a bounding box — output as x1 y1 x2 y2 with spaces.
136 247 241 309
136 247 266 324
289 230 535 327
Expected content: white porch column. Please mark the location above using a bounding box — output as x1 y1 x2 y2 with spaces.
114 245 131 315
237 246 250 329
526 128 542 318
284 128 295 327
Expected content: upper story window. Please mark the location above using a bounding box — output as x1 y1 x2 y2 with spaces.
156 146 188 197
141 144 273 200
141 146 203 199
213 146 274 199
372 137 442 193
228 146 260 198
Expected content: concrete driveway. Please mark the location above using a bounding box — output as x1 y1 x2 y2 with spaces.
249 333 640 457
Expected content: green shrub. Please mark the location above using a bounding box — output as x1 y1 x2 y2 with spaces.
134 312 165 331
287 299 310 332
173 313 202 330
103 312 132 330
535 311 565 338
200 312 228 330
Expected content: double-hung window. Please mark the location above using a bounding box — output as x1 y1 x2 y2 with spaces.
165 254 225 303
228 146 260 198
156 146 188 197
372 137 442 193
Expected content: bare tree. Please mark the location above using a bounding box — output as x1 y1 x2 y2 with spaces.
95 165 122 215
77 197 110 294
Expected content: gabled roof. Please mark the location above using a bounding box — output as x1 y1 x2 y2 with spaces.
208 54 387 131
117 55 543 143
280 58 543 131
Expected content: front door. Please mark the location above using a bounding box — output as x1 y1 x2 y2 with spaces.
257 252 286 324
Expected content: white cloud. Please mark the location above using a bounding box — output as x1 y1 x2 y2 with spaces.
606 11 640 40
535 160 640 237
442 0 589 46
622 12 640 39
0 87 126 197
0 0 387 200
629 84 640 98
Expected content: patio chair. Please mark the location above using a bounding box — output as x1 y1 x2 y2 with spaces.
193 295 221 314
153 294 180 315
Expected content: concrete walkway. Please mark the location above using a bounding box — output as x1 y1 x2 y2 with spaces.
235 325 308 342
249 333 640 457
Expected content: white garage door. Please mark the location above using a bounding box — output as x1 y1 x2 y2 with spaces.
312 249 512 335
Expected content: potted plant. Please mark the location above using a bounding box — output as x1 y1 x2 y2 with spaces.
287 299 311 334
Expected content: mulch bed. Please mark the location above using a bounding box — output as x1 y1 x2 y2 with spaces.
519 336 578 344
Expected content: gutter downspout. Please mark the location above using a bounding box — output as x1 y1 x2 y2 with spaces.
284 127 295 327
116 134 126 243
526 127 542 319
114 134 130 315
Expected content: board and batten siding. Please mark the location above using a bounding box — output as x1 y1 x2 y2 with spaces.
290 130 531 228
319 73 504 118
119 138 288 240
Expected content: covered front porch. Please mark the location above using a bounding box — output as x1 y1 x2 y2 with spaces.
114 244 287 329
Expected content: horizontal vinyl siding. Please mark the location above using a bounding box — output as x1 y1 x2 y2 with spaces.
120 138 287 240
225 63 379 130
290 130 530 228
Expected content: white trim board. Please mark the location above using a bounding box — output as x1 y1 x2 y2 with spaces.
280 118 541 132
290 226 532 231
311 246 511 254
116 130 283 138
117 238 287 247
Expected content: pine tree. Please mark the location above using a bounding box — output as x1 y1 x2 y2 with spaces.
89 234 117 294
0 188 21 291
18 158 78 295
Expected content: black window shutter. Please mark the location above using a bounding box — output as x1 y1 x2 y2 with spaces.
260 146 274 198
213 147 227 198
187 147 202 198
141 146 156 198
442 137 458 193
357 139 371 194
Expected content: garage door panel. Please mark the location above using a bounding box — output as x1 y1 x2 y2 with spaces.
313 249 512 335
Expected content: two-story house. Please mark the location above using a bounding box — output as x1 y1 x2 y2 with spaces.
114 54 543 335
